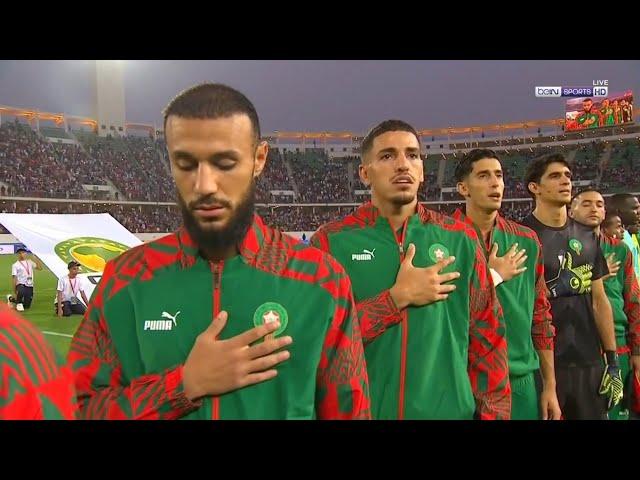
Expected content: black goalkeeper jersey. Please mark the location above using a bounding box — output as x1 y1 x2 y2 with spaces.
522 214 608 366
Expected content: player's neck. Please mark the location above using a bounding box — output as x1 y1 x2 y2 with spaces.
200 245 239 262
533 202 567 228
372 197 417 232
594 226 601 236
466 202 497 238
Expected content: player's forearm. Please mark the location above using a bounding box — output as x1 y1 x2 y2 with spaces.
536 349 556 390
531 307 555 350
468 259 511 419
468 306 511 419
76 365 201 420
356 289 404 345
317 293 372 419
69 297 201 420
622 263 640 354
469 338 511 420
593 292 617 351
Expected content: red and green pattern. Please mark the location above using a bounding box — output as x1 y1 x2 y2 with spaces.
452 209 555 378
0 305 77 419
312 202 511 419
68 215 370 420
600 235 640 355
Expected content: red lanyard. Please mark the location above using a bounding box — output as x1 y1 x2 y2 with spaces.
69 277 78 296
19 260 31 277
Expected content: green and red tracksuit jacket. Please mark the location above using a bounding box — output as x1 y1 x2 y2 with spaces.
68 214 371 420
452 210 555 378
599 234 640 356
311 202 511 420
0 305 77 419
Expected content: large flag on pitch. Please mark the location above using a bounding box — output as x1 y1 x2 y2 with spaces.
0 213 142 302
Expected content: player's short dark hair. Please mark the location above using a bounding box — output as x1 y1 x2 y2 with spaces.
524 153 570 199
454 149 500 182
360 119 421 158
602 211 621 228
607 193 637 215
570 187 602 205
163 83 260 146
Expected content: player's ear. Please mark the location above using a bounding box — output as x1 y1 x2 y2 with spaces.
456 181 468 198
253 141 268 178
359 163 370 187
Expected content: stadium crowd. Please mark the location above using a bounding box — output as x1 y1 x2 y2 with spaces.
1 122 638 233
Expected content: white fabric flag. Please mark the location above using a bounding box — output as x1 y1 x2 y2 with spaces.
0 213 143 303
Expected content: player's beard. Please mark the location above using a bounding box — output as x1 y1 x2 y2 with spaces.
178 180 256 254
390 194 417 207
389 184 420 207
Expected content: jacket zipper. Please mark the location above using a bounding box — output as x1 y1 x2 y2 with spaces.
211 260 224 420
391 219 409 419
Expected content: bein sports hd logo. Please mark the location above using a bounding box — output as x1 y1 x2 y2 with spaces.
535 80 609 98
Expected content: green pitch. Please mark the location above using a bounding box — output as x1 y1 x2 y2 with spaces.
0 254 82 357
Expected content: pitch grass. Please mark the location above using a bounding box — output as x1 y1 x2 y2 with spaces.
0 254 81 357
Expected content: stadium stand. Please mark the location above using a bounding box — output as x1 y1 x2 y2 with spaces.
1 113 639 234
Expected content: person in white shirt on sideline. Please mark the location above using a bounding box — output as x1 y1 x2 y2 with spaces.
55 261 90 317
9 247 43 311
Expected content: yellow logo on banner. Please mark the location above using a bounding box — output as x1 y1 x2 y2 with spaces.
54 237 129 273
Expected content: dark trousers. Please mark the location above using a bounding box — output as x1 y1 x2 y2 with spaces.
556 365 608 420
55 301 86 317
16 284 34 309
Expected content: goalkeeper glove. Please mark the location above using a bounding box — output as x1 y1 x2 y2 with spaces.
548 251 593 298
599 350 624 410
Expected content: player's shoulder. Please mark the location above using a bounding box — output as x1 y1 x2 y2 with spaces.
123 230 183 269
254 223 351 302
98 231 183 292
500 216 542 244
600 234 618 246
419 207 480 243
314 211 368 240
263 223 348 277
602 234 631 252
0 305 50 361
519 213 540 230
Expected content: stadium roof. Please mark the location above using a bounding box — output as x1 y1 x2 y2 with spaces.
1 103 638 139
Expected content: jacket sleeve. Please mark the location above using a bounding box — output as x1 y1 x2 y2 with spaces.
531 238 555 350
621 245 640 354
467 241 511 420
316 263 371 419
67 260 201 419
